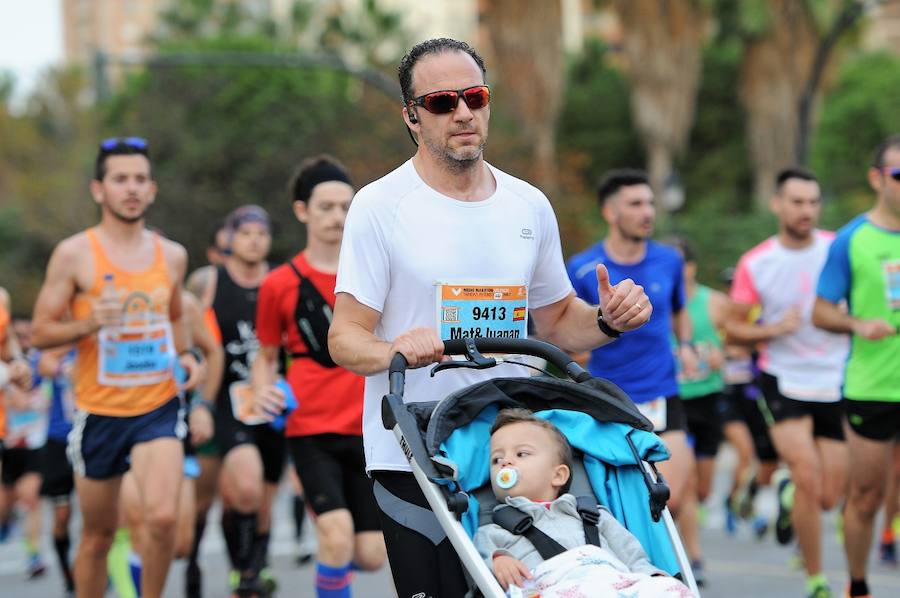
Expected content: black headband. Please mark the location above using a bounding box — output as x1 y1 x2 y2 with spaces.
293 161 352 203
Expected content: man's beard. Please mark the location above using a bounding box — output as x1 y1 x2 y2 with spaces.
784 222 813 241
424 132 486 172
108 203 146 224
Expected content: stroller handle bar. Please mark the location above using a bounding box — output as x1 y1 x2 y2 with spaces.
388 337 592 397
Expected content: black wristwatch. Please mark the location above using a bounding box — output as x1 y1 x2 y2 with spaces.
596 307 621 339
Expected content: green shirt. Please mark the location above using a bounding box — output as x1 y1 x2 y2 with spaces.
677 284 725 399
817 215 900 401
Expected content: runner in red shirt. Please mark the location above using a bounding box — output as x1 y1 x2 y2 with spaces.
252 156 385 597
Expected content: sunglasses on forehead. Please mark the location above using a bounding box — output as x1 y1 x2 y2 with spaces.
408 85 491 115
884 167 900 182
99 136 149 153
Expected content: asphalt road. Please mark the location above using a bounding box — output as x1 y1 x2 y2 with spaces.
2 446 898 597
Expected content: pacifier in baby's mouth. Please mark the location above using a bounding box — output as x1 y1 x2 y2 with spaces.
495 467 519 490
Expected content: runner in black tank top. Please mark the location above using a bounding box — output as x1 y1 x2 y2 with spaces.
195 206 283 598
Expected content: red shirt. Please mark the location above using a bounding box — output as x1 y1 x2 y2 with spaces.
256 252 363 437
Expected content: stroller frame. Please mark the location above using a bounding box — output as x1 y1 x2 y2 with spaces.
382 337 699 597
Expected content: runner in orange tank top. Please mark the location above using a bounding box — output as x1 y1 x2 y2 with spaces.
31 138 205 598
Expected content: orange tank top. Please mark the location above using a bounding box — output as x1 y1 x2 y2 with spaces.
70 228 177 416
0 303 8 438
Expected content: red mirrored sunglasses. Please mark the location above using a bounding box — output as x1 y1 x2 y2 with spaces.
408 85 491 115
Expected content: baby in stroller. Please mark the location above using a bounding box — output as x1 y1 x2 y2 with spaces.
475 408 695 597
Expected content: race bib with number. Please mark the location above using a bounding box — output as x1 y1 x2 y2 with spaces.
884 259 900 311
435 282 528 342
636 396 667 432
229 381 267 426
98 321 175 387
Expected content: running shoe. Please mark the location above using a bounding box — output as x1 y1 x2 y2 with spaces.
724 496 738 535
775 474 795 545
260 567 278 594
690 560 705 588
880 539 897 565
27 554 47 579
0 517 14 543
807 581 832 598
232 575 267 598
735 475 759 520
752 516 769 540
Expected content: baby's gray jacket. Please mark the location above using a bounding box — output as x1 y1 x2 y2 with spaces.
473 493 666 576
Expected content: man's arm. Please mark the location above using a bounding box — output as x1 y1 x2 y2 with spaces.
32 240 110 349
166 244 204 390
672 308 699 379
329 293 443 375
724 301 799 346
181 291 223 403
185 265 213 298
531 264 651 353
250 344 286 420
0 288 31 389
812 297 896 340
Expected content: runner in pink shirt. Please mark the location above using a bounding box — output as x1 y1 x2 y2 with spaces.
727 168 848 598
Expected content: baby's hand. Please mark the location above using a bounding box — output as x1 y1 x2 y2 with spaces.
492 554 532 591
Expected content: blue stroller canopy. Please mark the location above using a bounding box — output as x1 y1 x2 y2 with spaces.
419 376 679 574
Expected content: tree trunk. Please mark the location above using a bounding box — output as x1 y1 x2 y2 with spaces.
613 0 708 200
479 0 565 194
740 0 818 206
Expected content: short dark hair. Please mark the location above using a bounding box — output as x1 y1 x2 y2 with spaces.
491 408 573 496
94 142 150 182
398 38 487 105
597 169 649 205
208 220 226 249
872 133 900 169
664 235 697 263
289 154 352 205
775 167 817 193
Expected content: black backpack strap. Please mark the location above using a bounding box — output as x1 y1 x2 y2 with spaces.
492 506 567 561
286 261 310 359
286 259 337 368
575 496 602 548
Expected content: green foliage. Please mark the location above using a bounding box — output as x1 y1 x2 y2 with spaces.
680 39 753 214
812 51 900 221
557 41 644 187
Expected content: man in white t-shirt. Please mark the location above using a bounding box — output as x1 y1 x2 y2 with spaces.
726 168 848 598
328 38 652 598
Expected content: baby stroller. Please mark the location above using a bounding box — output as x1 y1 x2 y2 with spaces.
382 337 699 597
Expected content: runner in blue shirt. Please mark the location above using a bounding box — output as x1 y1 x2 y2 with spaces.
38 348 76 595
567 169 704 579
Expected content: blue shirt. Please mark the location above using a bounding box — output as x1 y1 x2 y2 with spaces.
567 240 685 404
46 352 75 442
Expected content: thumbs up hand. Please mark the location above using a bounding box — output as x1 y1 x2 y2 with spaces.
596 263 652 333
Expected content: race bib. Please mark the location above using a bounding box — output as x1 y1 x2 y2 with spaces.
883 259 900 311
436 282 527 342
776 377 841 402
723 357 754 385
98 321 175 387
636 396 667 432
229 381 267 426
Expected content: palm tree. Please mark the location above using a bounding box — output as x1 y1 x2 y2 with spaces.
612 0 709 201
479 0 565 193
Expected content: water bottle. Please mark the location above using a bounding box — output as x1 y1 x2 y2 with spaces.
101 273 116 300
100 273 117 329
269 378 298 431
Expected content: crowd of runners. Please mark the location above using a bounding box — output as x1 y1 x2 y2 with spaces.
0 37 898 598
